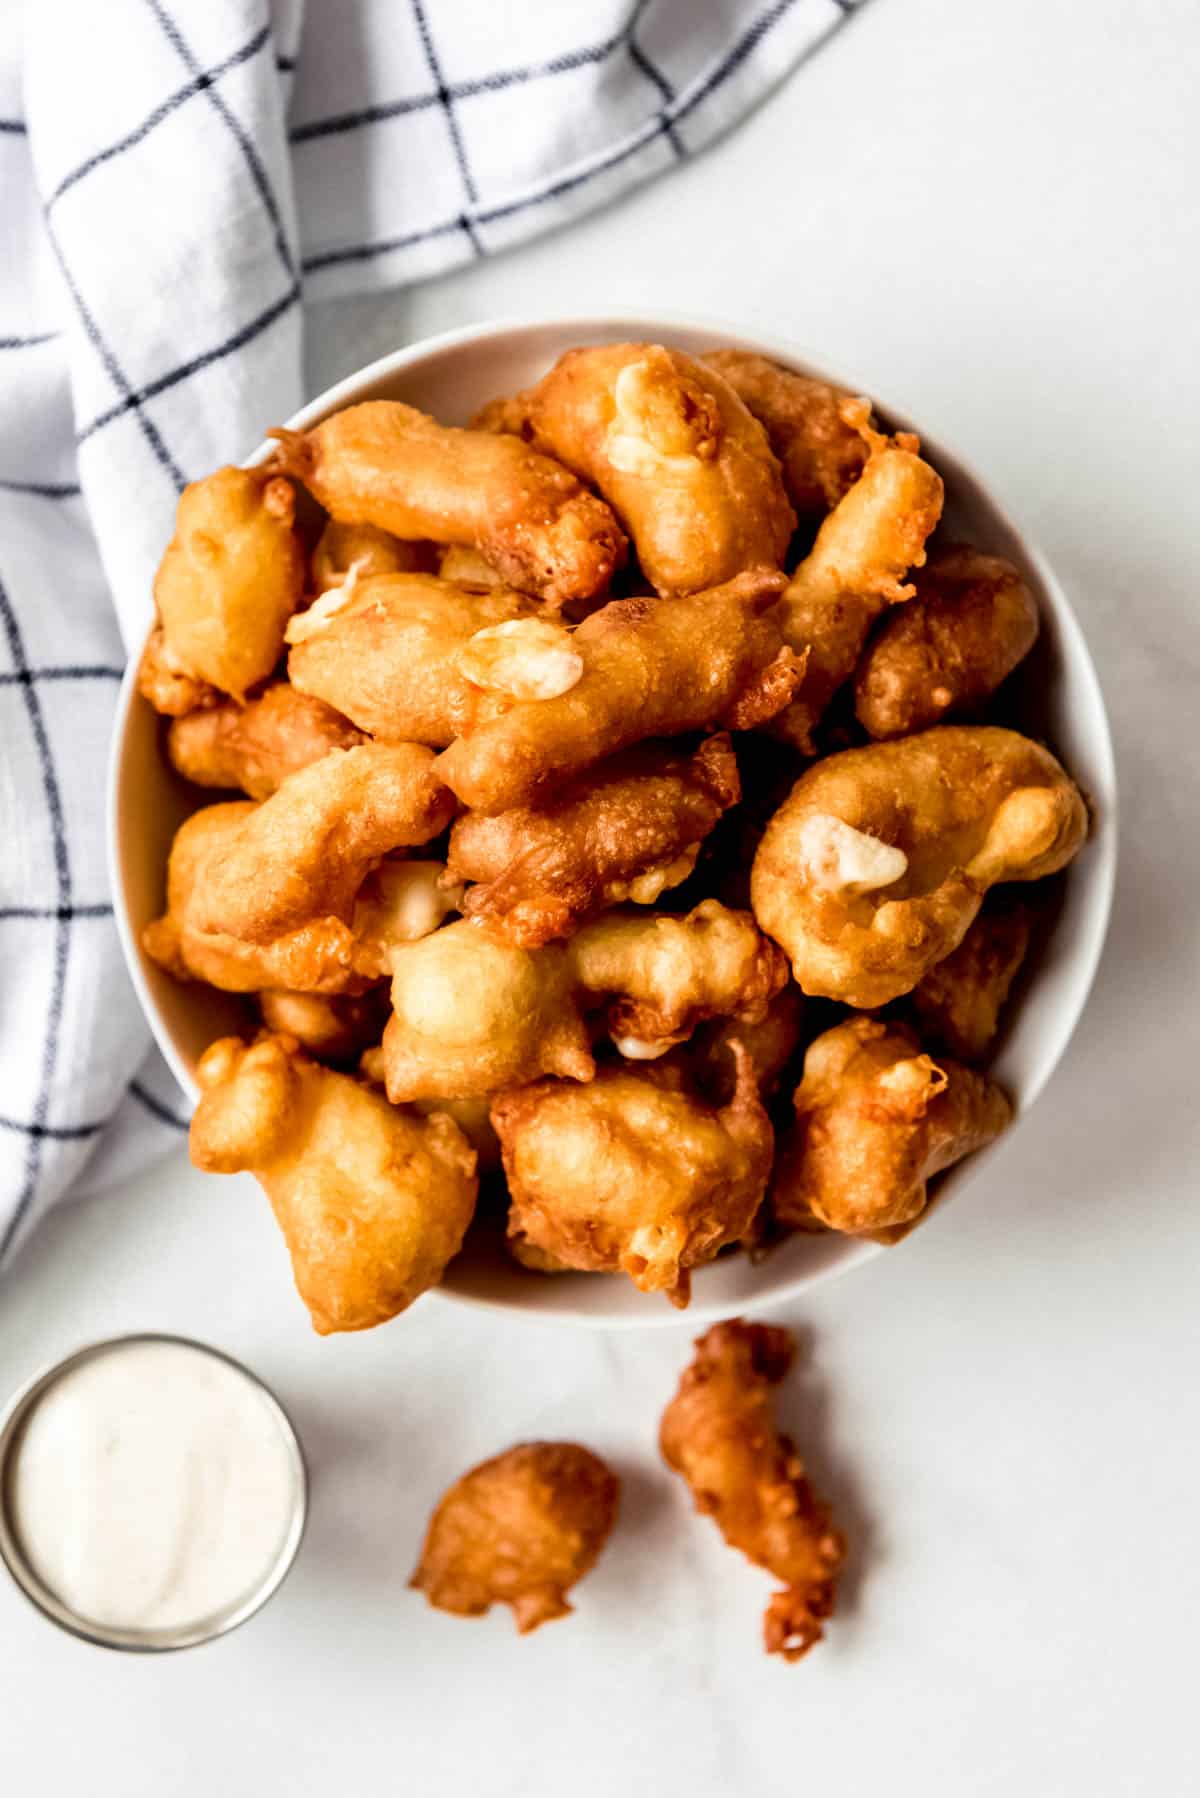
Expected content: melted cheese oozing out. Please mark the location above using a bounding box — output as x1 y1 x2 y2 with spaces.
612 1033 676 1061
284 559 365 644
364 860 461 945
455 618 583 701
796 813 908 896
605 361 701 478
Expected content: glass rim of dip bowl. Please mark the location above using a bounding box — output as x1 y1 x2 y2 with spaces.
0 1332 309 1653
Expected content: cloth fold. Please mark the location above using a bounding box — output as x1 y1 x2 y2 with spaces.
0 0 858 1266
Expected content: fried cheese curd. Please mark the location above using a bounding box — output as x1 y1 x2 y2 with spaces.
167 682 365 798
772 1016 1011 1237
257 988 389 1064
506 343 796 595
702 350 869 516
190 1034 478 1333
382 921 595 1102
908 899 1032 1061
446 734 741 946
411 1442 619 1633
270 400 626 608
689 983 806 1105
434 568 796 814
187 742 454 945
287 572 538 744
148 466 306 702
750 726 1087 1007
494 1048 773 1306
568 899 788 1058
137 626 221 716
144 750 456 995
660 1320 846 1661
772 406 945 751
310 517 435 589
855 545 1040 738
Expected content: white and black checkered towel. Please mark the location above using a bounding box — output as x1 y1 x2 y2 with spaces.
0 0 859 1267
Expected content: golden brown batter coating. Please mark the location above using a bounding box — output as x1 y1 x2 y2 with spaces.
256 988 388 1063
702 349 868 515
410 1442 619 1632
750 726 1087 1007
270 400 626 608
569 899 788 1055
689 983 806 1104
660 1320 846 1661
494 1049 772 1306
446 735 741 946
144 809 458 995
520 343 796 595
433 568 795 814
855 545 1039 738
190 1033 478 1332
908 900 1032 1061
772 1016 1011 1235
382 920 594 1102
310 518 435 590
152 466 306 701
287 572 536 744
772 408 944 750
188 742 454 945
137 626 221 717
167 682 364 798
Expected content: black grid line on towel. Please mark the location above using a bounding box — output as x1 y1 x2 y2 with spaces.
130 1080 190 1132
0 118 25 134
289 22 636 143
408 0 483 257
627 0 687 159
42 217 187 490
298 0 806 272
0 332 61 350
0 904 113 921
47 23 273 209
0 479 82 499
0 574 73 1260
77 277 300 446
144 0 296 283
0 665 122 685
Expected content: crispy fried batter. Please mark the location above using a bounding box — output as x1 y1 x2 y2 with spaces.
257 988 388 1063
494 1048 772 1305
434 569 794 814
311 518 435 589
772 1016 1012 1235
569 899 788 1055
437 543 509 588
189 743 454 945
144 808 458 995
750 726 1087 1006
909 900 1032 1060
382 921 594 1102
689 983 805 1105
520 343 796 595
137 626 221 717
411 1442 619 1632
270 400 626 608
286 572 536 744
152 466 306 700
190 1034 478 1332
447 735 741 945
660 1320 846 1660
772 408 944 750
854 545 1040 738
702 350 868 515
167 682 364 798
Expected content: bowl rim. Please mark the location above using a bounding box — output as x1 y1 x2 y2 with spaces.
106 308 1118 1330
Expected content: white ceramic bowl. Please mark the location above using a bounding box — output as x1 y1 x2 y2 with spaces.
108 313 1117 1328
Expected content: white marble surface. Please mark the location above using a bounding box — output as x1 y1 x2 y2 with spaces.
4 0 1199 1791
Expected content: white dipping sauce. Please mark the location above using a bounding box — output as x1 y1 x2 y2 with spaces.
9 1340 299 1635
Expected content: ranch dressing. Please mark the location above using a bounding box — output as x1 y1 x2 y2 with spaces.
7 1339 301 1636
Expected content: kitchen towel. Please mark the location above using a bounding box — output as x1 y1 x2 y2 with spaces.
0 0 861 1265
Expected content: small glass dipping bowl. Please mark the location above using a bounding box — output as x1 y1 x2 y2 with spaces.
0 1333 308 1652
